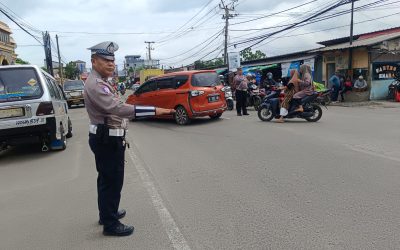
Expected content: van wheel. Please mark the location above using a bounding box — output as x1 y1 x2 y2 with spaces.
66 117 73 138
174 106 190 125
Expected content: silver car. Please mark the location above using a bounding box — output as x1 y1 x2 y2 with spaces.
0 65 72 151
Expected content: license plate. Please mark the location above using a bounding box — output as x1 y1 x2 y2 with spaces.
70 92 81 97
208 95 219 102
0 108 24 119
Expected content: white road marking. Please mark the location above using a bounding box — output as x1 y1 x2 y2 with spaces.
126 139 191 250
344 144 400 163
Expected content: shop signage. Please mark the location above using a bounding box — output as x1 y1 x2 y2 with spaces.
228 52 241 71
372 62 399 80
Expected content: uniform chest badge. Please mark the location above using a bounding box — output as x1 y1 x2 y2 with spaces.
102 86 111 95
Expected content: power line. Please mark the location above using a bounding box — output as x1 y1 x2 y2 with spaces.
0 7 43 45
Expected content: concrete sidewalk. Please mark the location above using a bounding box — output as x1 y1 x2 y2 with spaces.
330 100 400 108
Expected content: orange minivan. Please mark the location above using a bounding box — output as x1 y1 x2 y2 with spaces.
126 70 227 125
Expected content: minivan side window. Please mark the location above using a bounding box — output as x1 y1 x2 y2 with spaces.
174 75 189 88
136 80 157 94
44 76 57 98
50 78 63 100
156 78 174 90
46 76 61 100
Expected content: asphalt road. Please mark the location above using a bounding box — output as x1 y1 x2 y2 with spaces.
1 104 400 250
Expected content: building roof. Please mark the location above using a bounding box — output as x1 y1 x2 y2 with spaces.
0 21 12 33
317 26 400 46
312 32 400 52
74 60 86 63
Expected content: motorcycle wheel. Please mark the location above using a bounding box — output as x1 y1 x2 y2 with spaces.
227 99 234 110
305 104 323 122
257 107 274 121
253 96 262 110
324 95 331 105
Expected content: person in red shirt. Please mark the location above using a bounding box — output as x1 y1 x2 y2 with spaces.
340 76 353 102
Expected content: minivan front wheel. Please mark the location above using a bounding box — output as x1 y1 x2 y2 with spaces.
174 106 190 125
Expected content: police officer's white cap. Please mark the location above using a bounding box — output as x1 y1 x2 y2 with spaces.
88 41 119 61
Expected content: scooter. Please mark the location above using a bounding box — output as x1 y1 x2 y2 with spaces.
246 83 262 110
258 91 324 122
222 85 234 111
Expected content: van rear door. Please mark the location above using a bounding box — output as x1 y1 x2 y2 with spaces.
189 72 225 113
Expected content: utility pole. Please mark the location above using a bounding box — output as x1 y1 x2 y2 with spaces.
145 41 155 68
348 0 355 72
42 31 54 76
56 34 63 85
220 0 237 67
349 0 355 45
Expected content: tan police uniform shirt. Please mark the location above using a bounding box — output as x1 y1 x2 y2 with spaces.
84 69 135 129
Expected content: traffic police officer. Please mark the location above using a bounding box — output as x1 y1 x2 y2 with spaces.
84 41 174 236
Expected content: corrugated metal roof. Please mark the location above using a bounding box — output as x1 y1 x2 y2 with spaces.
312 32 400 52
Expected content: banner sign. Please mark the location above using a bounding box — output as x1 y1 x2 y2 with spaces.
372 62 399 80
281 61 300 78
228 52 241 71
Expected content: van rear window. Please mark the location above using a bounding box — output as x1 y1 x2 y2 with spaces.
191 72 219 87
0 68 43 103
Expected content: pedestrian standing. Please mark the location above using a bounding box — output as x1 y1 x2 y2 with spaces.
233 68 249 116
329 71 341 102
84 41 175 237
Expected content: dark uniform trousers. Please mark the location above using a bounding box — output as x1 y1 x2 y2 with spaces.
89 133 125 228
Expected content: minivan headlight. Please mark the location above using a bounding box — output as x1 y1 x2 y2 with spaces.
190 90 205 97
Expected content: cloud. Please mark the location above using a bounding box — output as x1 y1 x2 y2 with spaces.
0 0 398 69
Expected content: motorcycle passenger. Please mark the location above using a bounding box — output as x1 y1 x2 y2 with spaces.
276 69 301 123
234 68 249 116
293 64 314 113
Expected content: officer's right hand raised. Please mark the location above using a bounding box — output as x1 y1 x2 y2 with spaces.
156 108 176 116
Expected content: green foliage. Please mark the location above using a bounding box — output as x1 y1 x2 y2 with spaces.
64 61 80 80
41 67 48 72
240 48 266 62
194 58 224 70
15 58 29 65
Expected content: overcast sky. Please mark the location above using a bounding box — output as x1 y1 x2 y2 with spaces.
0 0 399 70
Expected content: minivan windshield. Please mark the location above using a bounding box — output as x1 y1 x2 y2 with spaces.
191 72 220 87
0 68 43 103
64 80 84 91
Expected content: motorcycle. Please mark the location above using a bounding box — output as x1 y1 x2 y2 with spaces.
246 83 262 110
258 91 324 122
222 85 234 111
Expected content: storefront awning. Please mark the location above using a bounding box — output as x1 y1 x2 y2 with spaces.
247 64 278 71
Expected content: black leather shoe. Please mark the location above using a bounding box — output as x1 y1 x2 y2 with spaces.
243 113 250 115
99 209 126 225
237 113 242 116
103 222 134 237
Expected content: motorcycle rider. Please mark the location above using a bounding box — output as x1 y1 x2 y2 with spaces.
262 72 277 92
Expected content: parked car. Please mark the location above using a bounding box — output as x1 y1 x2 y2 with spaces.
126 70 227 125
63 79 85 108
0 65 72 151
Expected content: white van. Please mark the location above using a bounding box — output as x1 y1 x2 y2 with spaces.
0 65 72 151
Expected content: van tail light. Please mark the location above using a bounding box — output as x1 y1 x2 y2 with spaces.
190 90 205 97
36 102 54 116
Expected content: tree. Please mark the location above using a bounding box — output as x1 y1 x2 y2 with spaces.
64 62 80 80
194 58 224 70
240 48 266 62
15 58 29 65
41 67 48 72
